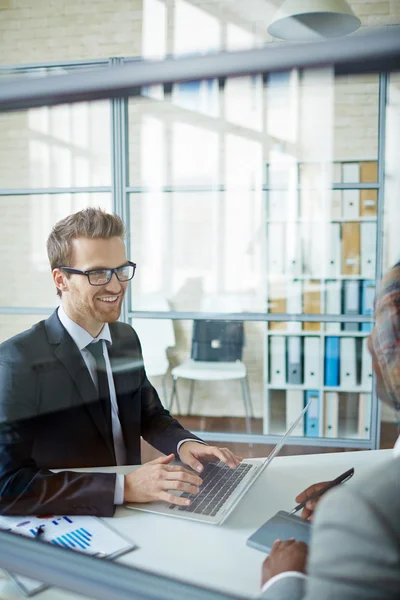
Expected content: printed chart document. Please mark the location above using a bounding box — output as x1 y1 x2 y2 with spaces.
0 514 136 596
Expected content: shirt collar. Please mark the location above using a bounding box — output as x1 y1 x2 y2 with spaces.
58 305 112 351
393 435 400 458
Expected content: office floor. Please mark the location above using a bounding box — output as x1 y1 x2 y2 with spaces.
141 417 398 462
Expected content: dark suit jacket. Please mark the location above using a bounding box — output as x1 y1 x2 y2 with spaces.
0 311 200 517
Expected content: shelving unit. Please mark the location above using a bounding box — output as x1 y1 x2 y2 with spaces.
264 159 378 444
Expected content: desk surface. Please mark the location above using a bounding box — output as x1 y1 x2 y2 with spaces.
0 449 393 600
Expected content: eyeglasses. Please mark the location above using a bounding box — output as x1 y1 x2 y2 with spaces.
57 261 136 286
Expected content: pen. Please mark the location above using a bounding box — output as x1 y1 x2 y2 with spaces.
35 525 45 539
289 467 355 516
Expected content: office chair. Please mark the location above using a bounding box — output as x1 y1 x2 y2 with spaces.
169 320 254 433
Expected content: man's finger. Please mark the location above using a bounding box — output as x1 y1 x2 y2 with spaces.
295 481 330 503
183 454 204 473
164 469 202 486
201 447 237 469
149 453 175 465
158 491 191 506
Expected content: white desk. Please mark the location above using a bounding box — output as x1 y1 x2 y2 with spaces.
0 449 393 599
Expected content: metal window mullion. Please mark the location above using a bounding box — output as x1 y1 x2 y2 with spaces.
0 187 111 196
127 310 374 323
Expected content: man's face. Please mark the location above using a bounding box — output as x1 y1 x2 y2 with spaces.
61 237 129 332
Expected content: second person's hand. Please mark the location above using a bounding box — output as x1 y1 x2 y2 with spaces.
295 481 331 520
124 453 202 506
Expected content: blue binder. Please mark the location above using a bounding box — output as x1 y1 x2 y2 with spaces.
361 280 375 332
324 336 340 386
305 390 320 437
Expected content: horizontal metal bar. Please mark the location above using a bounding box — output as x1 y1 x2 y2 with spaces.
126 182 380 194
0 187 111 196
0 29 399 112
0 530 239 600
128 310 373 323
193 431 373 448
0 307 54 315
0 58 111 72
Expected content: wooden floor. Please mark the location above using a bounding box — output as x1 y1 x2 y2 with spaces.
141 416 399 462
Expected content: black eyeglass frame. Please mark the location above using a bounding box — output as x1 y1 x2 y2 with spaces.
56 261 136 286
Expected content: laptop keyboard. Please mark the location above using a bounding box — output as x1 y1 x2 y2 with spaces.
168 461 253 517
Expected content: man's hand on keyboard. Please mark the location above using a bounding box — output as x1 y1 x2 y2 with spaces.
123 454 202 506
178 442 242 473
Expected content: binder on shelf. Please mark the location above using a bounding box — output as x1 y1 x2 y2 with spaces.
325 280 341 333
361 280 375 332
268 223 285 274
324 392 339 437
326 223 341 278
286 280 302 333
342 222 360 275
325 336 340 386
342 162 360 219
331 190 341 220
360 161 378 183
305 390 320 437
286 223 302 277
286 390 305 436
360 222 376 278
361 337 373 389
358 392 372 439
343 279 360 332
303 280 321 331
268 281 286 331
270 336 287 385
287 336 302 385
304 337 320 388
340 337 357 388
333 161 342 184
342 162 360 183
360 189 377 217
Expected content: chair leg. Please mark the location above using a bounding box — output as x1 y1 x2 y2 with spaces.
245 375 255 419
168 376 176 412
187 380 196 415
240 378 252 435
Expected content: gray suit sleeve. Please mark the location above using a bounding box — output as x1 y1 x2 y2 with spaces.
260 576 305 600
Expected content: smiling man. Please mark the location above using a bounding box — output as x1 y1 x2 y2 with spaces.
0 208 240 516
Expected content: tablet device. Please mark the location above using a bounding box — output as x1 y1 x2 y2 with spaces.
247 510 311 553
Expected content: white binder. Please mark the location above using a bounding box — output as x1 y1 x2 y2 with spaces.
342 162 360 182
268 190 287 221
286 390 305 436
325 280 341 333
324 392 339 437
361 337 373 389
326 223 341 277
287 336 302 384
286 280 302 333
304 337 320 387
270 336 286 385
286 223 302 277
331 190 341 219
358 393 372 439
268 223 285 275
340 337 357 388
342 162 360 219
343 280 360 331
360 222 376 278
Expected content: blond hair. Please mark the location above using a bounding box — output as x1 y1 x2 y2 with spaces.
47 208 126 297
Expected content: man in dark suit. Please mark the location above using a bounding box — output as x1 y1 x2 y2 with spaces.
0 208 241 516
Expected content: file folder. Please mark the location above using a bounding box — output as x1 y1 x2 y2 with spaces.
360 189 377 217
303 280 321 331
286 390 305 436
358 393 372 439
342 162 360 183
360 161 378 183
268 223 285 274
361 280 375 332
305 390 320 437
324 392 339 437
304 337 320 387
268 281 286 331
331 190 341 219
342 162 360 219
325 336 340 386
286 222 302 277
287 336 302 384
286 280 302 333
325 280 341 333
361 337 373 389
326 223 341 278
270 336 286 385
343 279 360 332
360 222 376 278
340 337 357 388
342 222 360 275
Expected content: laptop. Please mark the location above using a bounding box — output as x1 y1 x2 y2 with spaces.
126 398 313 525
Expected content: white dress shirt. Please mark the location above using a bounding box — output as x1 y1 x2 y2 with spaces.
262 435 400 594
58 306 198 505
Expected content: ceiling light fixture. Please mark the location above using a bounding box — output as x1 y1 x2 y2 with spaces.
268 0 361 41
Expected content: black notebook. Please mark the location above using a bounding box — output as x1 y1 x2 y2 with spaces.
247 510 311 553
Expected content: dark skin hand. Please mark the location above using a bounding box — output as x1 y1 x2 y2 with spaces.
261 539 308 587
295 481 331 520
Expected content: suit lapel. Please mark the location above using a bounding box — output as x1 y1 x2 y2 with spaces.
45 311 115 456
